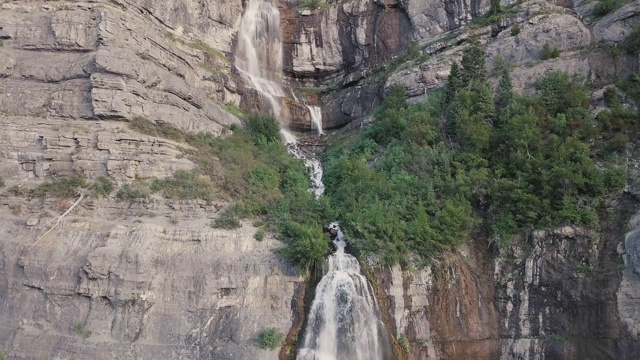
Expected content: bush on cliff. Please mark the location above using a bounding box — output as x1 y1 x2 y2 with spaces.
129 115 332 268
258 328 283 350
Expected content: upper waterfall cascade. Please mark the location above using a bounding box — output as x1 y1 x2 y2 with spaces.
235 0 323 139
235 0 286 132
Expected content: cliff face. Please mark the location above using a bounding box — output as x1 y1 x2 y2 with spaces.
380 209 640 360
280 0 490 129
0 1 302 359
0 199 304 359
0 0 639 359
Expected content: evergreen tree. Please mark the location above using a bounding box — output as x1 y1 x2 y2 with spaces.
495 67 513 111
384 84 408 110
460 34 487 88
445 61 463 104
471 81 496 121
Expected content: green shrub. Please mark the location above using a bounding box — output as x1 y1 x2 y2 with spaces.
277 221 329 266
616 74 640 106
624 25 640 54
223 102 245 118
258 328 283 350
116 182 150 201
150 170 216 201
73 323 92 339
548 333 566 342
254 228 266 241
592 0 621 16
32 176 87 198
164 32 224 58
511 24 520 36
541 42 560 60
536 71 590 115
212 206 242 229
89 176 114 197
399 336 410 352
245 114 281 143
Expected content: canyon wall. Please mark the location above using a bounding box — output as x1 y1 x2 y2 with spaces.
0 0 639 359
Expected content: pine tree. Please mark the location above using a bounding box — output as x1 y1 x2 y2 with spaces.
445 61 463 105
495 67 513 111
471 81 496 121
460 34 487 88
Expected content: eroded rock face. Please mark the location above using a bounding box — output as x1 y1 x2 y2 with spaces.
0 116 195 183
401 0 490 42
386 1 600 98
380 219 640 359
619 214 640 341
279 0 494 129
0 202 303 360
0 1 241 135
593 2 640 44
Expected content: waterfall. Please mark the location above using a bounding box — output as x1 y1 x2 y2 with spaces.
236 3 390 358
307 105 324 135
298 225 393 360
235 0 291 141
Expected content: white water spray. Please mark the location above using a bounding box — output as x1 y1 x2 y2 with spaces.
307 105 324 135
298 225 392 360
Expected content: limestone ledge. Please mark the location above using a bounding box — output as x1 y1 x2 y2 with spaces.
0 116 194 183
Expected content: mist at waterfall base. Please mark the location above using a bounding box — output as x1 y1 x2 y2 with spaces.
236 1 392 359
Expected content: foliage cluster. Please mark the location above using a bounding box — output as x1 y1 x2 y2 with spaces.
7 176 114 199
592 0 629 17
623 25 640 54
511 24 521 36
323 35 630 265
223 102 245 118
129 115 333 267
150 170 216 201
541 42 560 60
258 328 283 350
471 1 520 27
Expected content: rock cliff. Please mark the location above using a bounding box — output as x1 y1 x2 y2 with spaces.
0 0 639 359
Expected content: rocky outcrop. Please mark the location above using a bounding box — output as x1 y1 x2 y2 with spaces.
593 2 640 44
379 243 500 359
386 1 600 98
0 199 303 359
402 0 490 42
0 116 195 184
280 0 494 129
0 0 241 136
379 215 640 359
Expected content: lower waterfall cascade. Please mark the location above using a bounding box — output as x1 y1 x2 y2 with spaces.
297 225 393 360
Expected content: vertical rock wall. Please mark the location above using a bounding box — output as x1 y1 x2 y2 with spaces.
379 207 640 359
